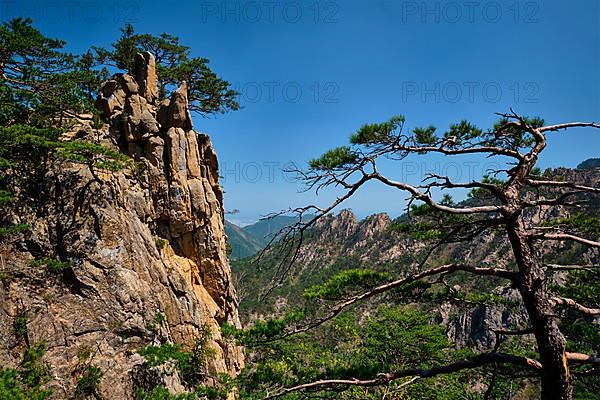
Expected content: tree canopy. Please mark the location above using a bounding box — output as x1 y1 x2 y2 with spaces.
0 18 106 128
93 23 239 116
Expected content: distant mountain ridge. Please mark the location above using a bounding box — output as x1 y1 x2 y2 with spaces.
224 220 264 260
225 215 314 260
577 157 600 170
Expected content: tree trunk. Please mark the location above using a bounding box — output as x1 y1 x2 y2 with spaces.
506 215 572 399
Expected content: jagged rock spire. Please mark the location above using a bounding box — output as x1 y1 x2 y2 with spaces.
95 52 194 147
95 53 237 315
134 51 159 104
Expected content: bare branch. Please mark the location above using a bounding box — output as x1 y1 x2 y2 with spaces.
263 352 542 399
373 173 503 215
538 122 600 133
533 233 600 248
422 173 504 196
551 297 600 316
493 327 535 336
524 179 600 194
546 264 599 271
393 144 524 161
566 353 600 365
271 264 516 340
522 191 590 208
257 175 372 296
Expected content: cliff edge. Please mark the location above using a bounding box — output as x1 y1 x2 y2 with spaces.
0 52 243 399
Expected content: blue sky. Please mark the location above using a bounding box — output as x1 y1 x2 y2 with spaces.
5 0 599 223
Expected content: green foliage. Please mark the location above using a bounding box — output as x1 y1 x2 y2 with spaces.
138 325 216 387
543 213 600 238
135 385 227 400
13 313 28 339
0 342 52 400
155 238 167 250
530 166 542 176
0 124 129 174
30 257 71 272
139 343 187 369
0 125 61 165
0 189 14 206
0 156 14 169
468 175 506 199
0 18 100 127
0 224 29 239
413 125 437 145
147 311 166 333
304 269 390 300
94 24 238 116
0 124 130 223
75 366 103 398
443 120 482 144
389 221 443 240
55 140 130 171
154 312 166 326
489 116 544 150
225 311 306 345
350 115 405 145
136 386 196 400
309 146 357 170
235 306 475 399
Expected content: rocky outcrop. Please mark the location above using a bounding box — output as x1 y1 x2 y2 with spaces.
0 52 242 399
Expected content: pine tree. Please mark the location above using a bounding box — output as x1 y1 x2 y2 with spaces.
93 24 239 116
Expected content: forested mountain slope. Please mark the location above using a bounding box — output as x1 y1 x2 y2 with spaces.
231 164 599 399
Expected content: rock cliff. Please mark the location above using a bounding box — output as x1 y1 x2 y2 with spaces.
0 52 242 398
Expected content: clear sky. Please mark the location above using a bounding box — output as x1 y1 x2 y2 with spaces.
5 0 598 224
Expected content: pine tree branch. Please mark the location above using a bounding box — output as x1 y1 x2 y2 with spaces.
534 233 600 248
372 173 503 215
524 179 600 194
492 327 535 336
551 297 600 316
392 144 524 160
546 264 599 271
270 264 516 340
538 122 600 133
263 352 542 399
566 353 600 364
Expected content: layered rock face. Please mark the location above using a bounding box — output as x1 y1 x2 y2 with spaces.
0 52 242 398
